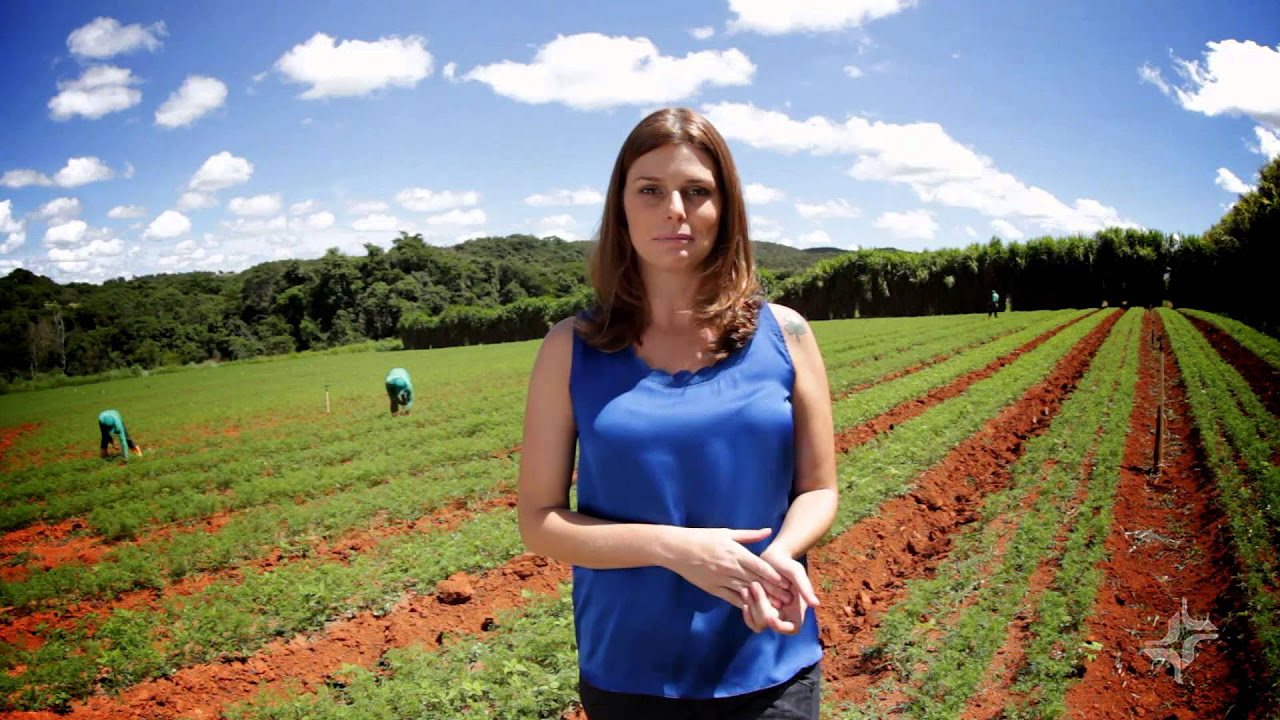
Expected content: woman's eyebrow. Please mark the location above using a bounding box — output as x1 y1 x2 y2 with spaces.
631 175 715 184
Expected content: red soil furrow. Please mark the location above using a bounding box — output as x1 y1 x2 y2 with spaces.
0 425 38 465
0 443 522 585
1064 311 1264 719
833 311 1096 453
1183 312 1280 419
0 492 518 653
1 552 570 720
809 309 1120 707
834 326 1025 401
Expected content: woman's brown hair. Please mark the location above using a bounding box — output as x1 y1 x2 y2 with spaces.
576 107 763 357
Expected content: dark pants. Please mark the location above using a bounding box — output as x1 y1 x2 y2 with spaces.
99 424 137 451
988 301 999 318
579 661 821 720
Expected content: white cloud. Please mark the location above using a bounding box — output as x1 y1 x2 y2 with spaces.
727 0 916 34
1151 40 1280 129
123 161 135 179
35 197 81 225
0 259 24 274
289 199 319 215
0 201 23 233
874 209 938 240
395 188 481 212
465 33 754 111
348 200 389 214
744 182 786 204
228 193 284 216
188 151 253 192
751 215 783 240
44 220 88 246
703 102 1139 235
306 211 335 230
1 201 25 253
786 229 836 249
143 210 191 240
843 65 864 79
532 213 579 239
48 65 142 120
1 169 53 188
275 32 433 99
426 208 486 226
963 225 977 238
222 215 288 234
1137 63 1171 96
1253 125 1280 160
48 238 124 263
177 191 217 210
442 62 458 82
107 204 147 219
155 75 228 128
54 156 114 187
991 218 1025 239
523 187 603 207
301 117 313 126
796 198 860 220
0 232 23 254
1214 167 1255 194
67 17 165 59
352 214 401 232
690 26 715 40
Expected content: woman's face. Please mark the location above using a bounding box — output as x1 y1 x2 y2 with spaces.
622 143 721 277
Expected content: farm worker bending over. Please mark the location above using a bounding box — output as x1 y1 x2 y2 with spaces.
385 367 413 416
98 409 142 460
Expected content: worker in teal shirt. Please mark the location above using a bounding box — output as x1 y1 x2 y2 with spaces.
98 409 142 460
385 368 413 416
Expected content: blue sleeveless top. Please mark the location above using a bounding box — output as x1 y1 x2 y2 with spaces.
568 303 822 699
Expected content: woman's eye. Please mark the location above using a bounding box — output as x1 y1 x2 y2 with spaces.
640 186 661 196
685 187 710 197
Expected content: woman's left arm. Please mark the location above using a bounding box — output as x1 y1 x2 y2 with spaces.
767 303 838 559
741 303 839 634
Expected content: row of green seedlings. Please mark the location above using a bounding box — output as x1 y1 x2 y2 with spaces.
1159 308 1280 681
0 309 1113 712
0 310 1063 608
834 308 1140 719
1182 308 1280 372
822 313 997 386
816 313 995 358
825 311 1067 395
831 310 1091 435
215 310 1116 718
0 374 530 526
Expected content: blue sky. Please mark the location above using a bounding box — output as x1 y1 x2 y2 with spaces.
1 0 1276 283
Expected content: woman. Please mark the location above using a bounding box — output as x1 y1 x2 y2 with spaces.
517 107 838 719
98 408 142 460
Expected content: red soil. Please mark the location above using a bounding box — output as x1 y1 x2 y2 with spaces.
834 325 1024 401
810 310 1121 708
1184 312 1280 419
1064 311 1267 718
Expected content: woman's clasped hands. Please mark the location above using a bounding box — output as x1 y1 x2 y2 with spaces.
665 526 821 635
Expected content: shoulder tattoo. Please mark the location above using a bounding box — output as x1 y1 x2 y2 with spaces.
783 317 808 339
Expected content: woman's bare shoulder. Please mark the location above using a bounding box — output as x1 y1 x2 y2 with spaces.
767 303 812 340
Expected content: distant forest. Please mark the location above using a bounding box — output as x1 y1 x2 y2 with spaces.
3 154 1275 388
0 236 845 384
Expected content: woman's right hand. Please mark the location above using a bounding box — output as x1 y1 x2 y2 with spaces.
664 527 793 609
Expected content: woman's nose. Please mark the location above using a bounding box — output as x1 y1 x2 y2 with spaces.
666 191 685 220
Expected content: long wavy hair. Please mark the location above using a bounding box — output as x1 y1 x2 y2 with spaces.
576 107 763 356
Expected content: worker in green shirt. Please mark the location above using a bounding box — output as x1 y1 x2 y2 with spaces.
385 367 413 416
98 409 142 460
989 289 1001 319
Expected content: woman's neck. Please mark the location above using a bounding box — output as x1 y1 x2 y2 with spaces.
640 268 700 332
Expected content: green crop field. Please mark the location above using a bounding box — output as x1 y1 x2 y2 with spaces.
0 308 1276 719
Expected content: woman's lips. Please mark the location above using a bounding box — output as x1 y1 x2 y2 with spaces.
656 234 693 241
